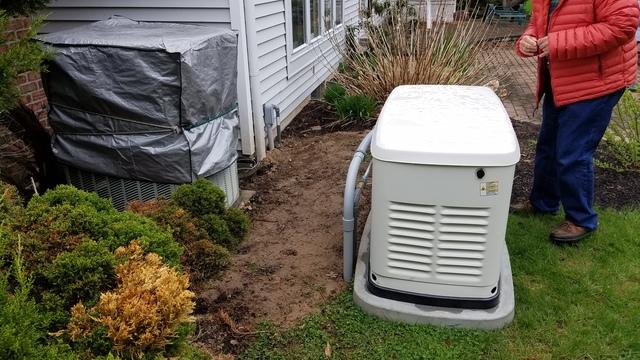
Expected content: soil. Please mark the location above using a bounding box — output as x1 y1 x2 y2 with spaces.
193 102 639 356
193 121 371 355
283 100 379 136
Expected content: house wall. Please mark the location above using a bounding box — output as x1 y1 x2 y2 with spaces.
1 17 48 125
251 0 360 122
42 0 232 32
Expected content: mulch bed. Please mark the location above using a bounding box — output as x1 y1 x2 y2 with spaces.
511 120 640 210
282 100 378 137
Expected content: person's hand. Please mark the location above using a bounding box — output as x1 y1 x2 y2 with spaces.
538 36 549 58
519 35 538 57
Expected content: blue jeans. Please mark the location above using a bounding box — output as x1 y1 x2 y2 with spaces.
530 88 624 230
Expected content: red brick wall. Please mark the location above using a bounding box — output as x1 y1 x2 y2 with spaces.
2 16 49 125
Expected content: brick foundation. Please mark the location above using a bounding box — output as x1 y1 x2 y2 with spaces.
2 16 49 126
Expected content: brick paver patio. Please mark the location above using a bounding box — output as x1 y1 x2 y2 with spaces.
477 22 543 123
493 43 541 123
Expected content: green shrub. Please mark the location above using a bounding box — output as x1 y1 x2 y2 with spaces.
30 185 114 213
224 207 251 243
324 83 347 105
0 241 77 360
42 241 117 328
335 95 377 122
188 240 231 280
172 179 226 217
0 227 13 270
0 182 23 221
102 211 183 267
22 186 183 268
129 199 237 279
128 200 208 248
602 91 640 171
200 213 235 249
24 202 106 264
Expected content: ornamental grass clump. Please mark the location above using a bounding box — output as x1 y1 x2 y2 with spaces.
330 1 501 102
67 241 195 359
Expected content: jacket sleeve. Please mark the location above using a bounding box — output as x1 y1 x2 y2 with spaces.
515 12 539 58
548 0 640 61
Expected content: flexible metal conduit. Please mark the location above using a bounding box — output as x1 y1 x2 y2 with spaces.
343 129 375 282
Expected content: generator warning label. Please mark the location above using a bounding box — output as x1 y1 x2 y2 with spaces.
480 181 499 196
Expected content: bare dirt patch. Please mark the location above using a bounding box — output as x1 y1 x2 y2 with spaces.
193 129 371 355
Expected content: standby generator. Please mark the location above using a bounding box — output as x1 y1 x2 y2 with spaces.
344 85 520 329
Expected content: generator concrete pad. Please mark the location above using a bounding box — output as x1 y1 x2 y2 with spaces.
353 214 515 330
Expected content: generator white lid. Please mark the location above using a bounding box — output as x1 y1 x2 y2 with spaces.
372 85 520 167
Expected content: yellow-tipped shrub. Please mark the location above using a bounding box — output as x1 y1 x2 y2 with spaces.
68 241 195 358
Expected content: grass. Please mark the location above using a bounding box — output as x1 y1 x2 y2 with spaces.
242 209 640 359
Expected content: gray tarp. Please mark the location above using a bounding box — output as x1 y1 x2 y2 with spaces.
39 17 239 183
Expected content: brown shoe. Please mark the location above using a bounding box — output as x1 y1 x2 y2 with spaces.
549 221 593 244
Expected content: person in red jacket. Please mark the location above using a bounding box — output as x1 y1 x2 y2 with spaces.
515 0 639 244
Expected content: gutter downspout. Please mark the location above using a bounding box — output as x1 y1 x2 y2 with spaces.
229 0 256 156
243 0 267 161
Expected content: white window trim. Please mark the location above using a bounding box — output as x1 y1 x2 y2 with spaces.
284 0 345 79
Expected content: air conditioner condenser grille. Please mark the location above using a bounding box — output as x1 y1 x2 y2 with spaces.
63 161 239 211
385 202 490 282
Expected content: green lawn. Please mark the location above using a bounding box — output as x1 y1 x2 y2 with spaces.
242 209 640 359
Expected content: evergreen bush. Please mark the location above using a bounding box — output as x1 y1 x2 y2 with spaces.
172 178 226 217
223 207 251 243
189 240 231 280
200 213 234 249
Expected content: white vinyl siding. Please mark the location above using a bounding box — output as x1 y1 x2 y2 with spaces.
43 0 232 32
254 0 359 122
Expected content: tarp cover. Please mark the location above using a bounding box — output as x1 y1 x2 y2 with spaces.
40 17 239 183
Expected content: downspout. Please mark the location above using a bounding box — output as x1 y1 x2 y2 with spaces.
243 0 267 161
229 0 256 156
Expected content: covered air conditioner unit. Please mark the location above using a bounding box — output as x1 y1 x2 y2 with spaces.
40 17 240 209
345 85 520 329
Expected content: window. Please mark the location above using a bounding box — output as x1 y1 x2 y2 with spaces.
292 0 305 47
311 0 321 38
324 0 333 30
289 0 344 50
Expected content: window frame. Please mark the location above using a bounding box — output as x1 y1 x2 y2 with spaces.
284 0 345 79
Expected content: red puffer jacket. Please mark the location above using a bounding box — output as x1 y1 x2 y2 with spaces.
516 0 640 106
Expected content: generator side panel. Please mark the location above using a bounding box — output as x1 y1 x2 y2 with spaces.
369 159 515 300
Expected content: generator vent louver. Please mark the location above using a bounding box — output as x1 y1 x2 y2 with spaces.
386 202 490 281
